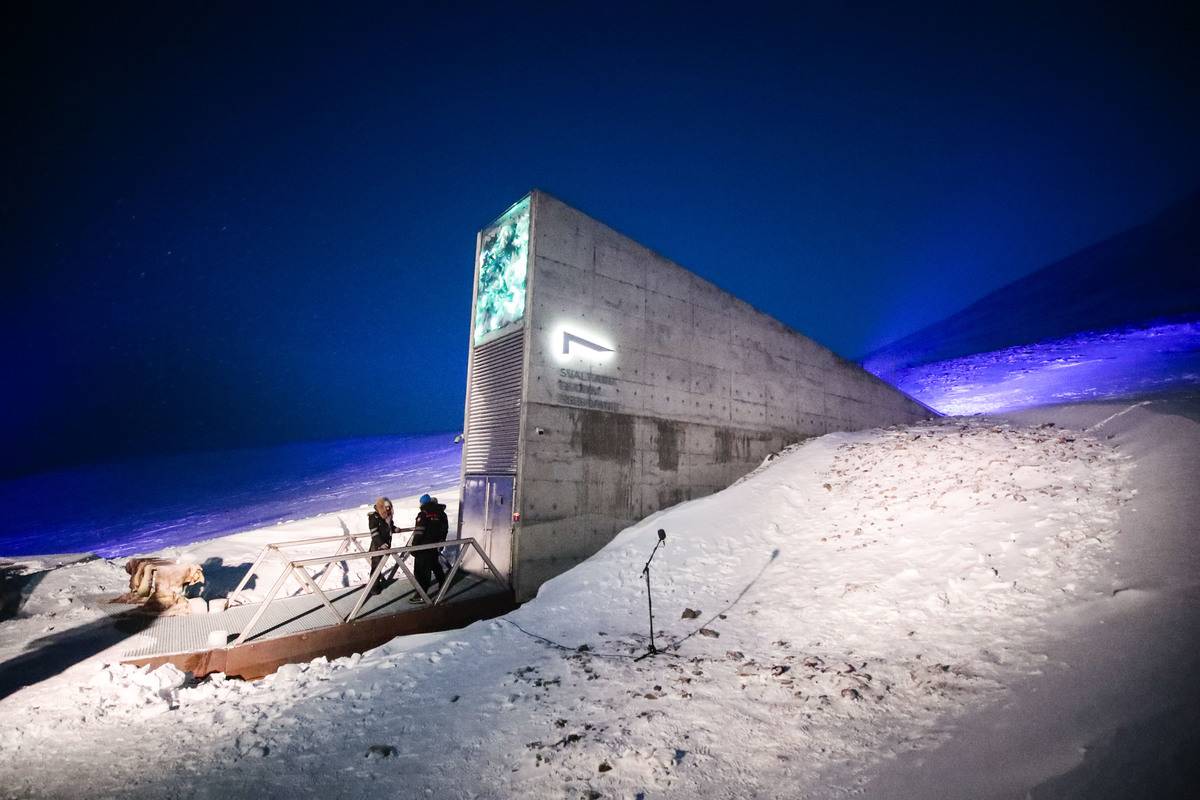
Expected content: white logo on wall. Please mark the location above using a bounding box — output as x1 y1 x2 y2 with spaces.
561 331 614 356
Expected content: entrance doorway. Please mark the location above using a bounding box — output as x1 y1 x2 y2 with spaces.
458 474 514 581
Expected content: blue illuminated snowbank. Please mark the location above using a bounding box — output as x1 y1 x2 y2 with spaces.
0 433 461 558
867 320 1200 416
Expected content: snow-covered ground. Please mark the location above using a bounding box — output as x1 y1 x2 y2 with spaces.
2 395 1197 799
0 487 457 705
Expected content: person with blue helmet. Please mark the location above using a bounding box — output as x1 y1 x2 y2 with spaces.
410 493 448 601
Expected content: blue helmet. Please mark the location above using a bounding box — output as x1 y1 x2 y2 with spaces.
419 494 432 505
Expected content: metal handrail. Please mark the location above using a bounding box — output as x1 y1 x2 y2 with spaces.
228 537 508 647
227 527 420 605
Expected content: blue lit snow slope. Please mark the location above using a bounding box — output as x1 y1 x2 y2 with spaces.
864 191 1200 414
873 319 1200 415
0 433 461 557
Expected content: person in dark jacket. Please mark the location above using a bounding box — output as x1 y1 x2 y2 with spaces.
430 496 453 574
367 496 396 595
410 493 448 601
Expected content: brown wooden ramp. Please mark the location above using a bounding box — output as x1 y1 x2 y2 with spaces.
121 575 516 679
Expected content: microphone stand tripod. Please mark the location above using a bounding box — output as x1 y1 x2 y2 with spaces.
635 529 668 662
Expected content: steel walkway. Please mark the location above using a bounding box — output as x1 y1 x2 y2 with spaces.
121 573 501 660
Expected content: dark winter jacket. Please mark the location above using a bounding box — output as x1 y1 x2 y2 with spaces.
368 510 397 548
413 502 449 545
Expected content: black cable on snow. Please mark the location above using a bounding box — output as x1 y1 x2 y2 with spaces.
500 618 641 661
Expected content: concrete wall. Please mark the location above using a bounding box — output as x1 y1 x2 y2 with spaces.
507 191 930 599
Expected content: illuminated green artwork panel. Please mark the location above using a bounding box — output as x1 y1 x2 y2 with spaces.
474 196 530 344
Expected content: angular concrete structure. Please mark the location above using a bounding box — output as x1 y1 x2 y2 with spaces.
459 191 931 600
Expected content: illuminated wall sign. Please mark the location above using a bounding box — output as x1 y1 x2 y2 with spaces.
551 324 619 411
474 196 530 345
561 331 614 356
551 323 615 364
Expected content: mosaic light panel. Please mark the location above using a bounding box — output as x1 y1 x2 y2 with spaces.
474 196 530 344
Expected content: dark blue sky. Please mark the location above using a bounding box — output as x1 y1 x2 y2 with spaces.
5 2 1199 477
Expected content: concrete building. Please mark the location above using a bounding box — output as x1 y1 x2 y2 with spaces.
459 191 931 601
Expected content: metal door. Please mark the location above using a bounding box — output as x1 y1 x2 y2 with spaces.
458 474 514 581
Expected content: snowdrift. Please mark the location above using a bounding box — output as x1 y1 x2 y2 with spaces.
3 406 1161 799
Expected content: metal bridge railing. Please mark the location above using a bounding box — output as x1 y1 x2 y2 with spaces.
225 534 509 648
227 528 414 606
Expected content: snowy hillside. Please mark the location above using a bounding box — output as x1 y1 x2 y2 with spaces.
0 432 461 558
873 319 1200 415
859 192 1200 416
6 395 1195 799
863 189 1200 374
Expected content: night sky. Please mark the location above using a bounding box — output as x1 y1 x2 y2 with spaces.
5 2 1199 478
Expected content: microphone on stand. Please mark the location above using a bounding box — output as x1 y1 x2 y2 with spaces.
636 529 668 660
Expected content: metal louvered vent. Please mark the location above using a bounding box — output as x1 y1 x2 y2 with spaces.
463 330 524 474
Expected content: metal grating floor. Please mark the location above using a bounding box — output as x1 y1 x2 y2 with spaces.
121 574 502 659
